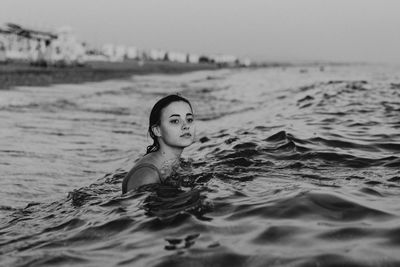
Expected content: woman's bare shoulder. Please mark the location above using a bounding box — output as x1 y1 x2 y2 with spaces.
122 155 161 193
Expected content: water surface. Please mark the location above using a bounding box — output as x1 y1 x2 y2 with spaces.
1 64 400 266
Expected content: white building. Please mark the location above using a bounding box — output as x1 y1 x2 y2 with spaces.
240 58 252 67
101 44 126 62
149 49 166 61
167 51 187 63
51 26 86 65
115 45 126 61
212 54 238 66
187 53 200 64
126 46 138 59
101 44 114 59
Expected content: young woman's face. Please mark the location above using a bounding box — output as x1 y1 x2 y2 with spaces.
156 101 196 149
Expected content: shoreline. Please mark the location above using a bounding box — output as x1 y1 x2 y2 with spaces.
0 60 219 89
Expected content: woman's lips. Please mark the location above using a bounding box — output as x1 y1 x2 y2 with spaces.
180 133 192 138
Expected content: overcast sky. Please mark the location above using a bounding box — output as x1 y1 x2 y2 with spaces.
1 0 400 64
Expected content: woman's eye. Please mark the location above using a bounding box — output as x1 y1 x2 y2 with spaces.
170 119 179 124
187 118 194 123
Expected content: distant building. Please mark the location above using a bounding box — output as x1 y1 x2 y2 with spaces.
0 23 86 66
149 49 166 61
52 26 86 65
212 54 238 66
167 51 187 63
84 44 108 61
101 44 126 62
0 22 252 67
126 46 138 59
101 44 114 59
187 53 200 64
115 45 126 61
240 58 252 67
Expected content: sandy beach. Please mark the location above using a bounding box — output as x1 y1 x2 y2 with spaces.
0 60 218 89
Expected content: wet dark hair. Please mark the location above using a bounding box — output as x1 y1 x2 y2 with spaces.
146 94 193 154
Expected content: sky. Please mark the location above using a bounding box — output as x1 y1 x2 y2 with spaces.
1 0 400 64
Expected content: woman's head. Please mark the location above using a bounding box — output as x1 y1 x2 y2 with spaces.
146 94 195 154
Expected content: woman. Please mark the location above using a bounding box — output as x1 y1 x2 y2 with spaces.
122 94 196 193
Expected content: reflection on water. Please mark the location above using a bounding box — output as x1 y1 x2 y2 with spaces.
1 64 400 266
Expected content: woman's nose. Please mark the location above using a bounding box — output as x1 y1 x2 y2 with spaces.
182 122 189 130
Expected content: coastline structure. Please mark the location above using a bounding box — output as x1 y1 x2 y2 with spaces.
0 22 251 89
0 22 251 67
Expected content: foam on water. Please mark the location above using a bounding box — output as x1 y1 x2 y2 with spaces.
1 64 400 266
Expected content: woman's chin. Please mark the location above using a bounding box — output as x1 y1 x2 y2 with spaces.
178 138 195 148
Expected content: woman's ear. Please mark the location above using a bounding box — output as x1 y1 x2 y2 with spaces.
152 125 161 137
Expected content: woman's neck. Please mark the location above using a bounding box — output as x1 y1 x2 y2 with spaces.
154 146 183 177
158 146 183 162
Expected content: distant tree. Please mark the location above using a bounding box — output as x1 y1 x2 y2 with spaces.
163 52 169 61
199 56 210 63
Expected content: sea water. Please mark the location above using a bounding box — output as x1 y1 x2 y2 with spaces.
1 64 400 266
